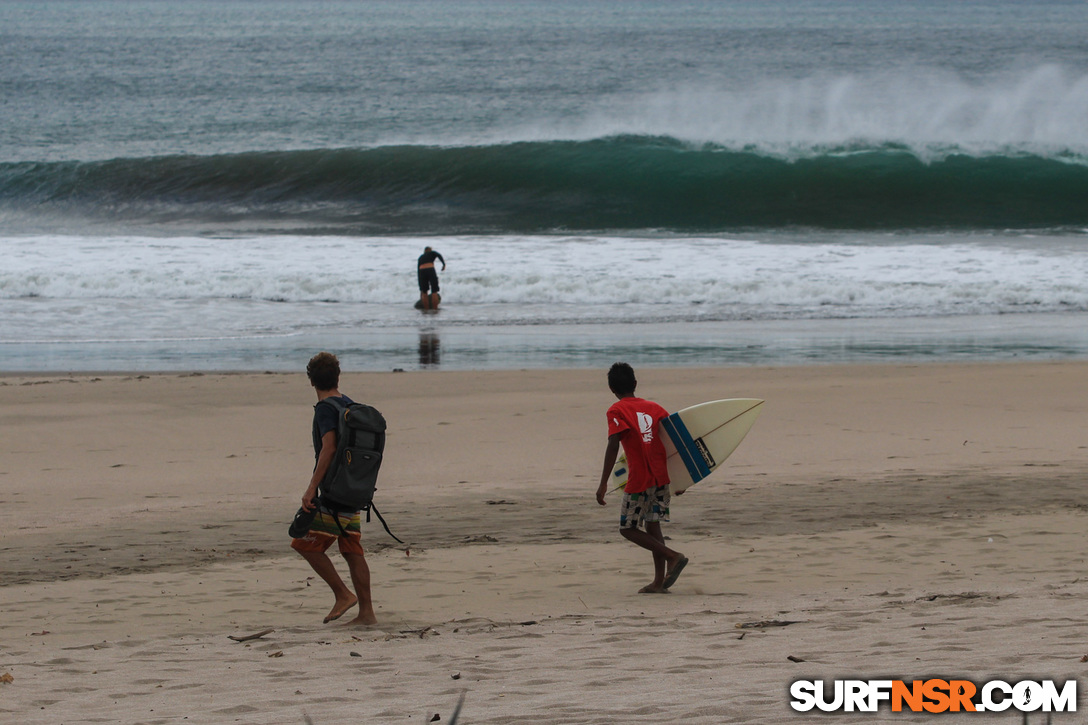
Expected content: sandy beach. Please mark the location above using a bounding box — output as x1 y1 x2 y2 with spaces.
3 362 1088 723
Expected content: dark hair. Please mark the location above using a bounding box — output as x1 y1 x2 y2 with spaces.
307 352 341 391
607 362 637 396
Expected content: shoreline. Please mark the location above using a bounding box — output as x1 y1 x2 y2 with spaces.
2 348 1082 378
3 361 1087 722
4 311 1088 374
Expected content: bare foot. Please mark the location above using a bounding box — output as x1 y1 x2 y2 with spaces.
663 556 689 590
323 595 358 624
638 584 669 594
345 612 378 626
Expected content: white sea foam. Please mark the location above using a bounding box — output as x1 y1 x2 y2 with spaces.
3 233 1088 346
499 65 1088 161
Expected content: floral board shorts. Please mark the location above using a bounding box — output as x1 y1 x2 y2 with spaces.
290 503 365 556
619 485 671 530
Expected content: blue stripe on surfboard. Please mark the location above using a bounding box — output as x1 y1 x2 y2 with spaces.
662 413 711 482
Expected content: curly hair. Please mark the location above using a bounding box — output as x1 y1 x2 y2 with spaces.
306 352 341 391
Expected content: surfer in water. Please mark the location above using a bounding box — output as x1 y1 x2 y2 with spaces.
596 362 689 593
417 246 446 310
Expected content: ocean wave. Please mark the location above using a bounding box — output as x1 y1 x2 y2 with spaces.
534 66 1088 156
2 138 1088 233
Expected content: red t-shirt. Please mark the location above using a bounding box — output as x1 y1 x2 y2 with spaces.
607 397 670 494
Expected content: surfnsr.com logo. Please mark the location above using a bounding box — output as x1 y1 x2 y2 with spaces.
790 679 1077 714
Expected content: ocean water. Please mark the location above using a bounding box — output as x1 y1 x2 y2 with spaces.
2 0 1087 372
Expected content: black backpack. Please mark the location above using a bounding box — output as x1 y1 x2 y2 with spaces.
317 397 402 543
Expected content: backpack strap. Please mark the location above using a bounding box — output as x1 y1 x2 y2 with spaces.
369 503 404 544
317 498 404 544
316 395 347 417
315 397 349 499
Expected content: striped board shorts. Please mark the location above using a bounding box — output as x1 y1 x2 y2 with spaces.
619 485 671 530
290 503 364 556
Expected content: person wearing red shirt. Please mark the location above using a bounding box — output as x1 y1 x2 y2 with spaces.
596 363 689 593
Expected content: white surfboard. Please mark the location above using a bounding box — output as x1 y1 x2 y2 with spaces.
610 398 763 494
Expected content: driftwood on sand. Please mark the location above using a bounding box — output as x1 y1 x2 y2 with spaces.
228 628 274 642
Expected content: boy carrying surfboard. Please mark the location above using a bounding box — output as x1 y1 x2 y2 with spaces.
596 363 689 593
